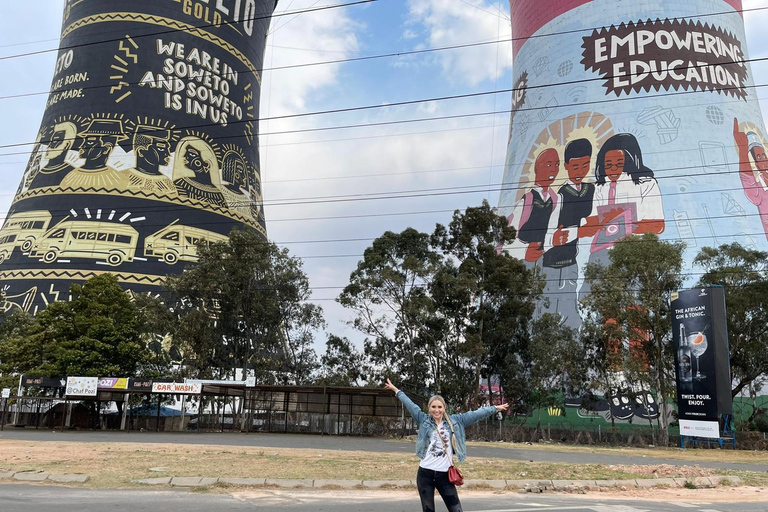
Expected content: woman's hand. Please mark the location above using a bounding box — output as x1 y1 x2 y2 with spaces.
495 403 510 413
384 378 399 394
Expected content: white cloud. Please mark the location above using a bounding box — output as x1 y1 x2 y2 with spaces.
405 0 512 87
260 2 362 119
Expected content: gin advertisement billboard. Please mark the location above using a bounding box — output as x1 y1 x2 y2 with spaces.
671 287 732 436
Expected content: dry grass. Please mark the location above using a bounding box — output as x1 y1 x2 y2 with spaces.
1 440 766 489
479 440 768 464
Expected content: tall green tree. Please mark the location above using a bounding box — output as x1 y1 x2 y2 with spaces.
431 200 541 409
694 243 768 400
526 313 587 431
338 228 439 395
0 310 36 388
581 234 684 445
165 228 322 383
0 275 151 378
317 334 367 386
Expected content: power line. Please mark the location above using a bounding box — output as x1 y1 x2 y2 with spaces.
0 157 767 218
0 0 378 62
2 72 767 156
1 2 762 63
0 36 516 102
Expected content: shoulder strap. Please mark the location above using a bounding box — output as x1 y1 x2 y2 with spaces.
443 416 459 458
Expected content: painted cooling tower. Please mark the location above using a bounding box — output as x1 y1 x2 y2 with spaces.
499 0 766 327
0 0 274 314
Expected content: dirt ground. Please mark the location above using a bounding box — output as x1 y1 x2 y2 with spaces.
1 439 766 497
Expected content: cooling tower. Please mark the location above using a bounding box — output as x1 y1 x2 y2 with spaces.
0 0 274 314
499 0 766 327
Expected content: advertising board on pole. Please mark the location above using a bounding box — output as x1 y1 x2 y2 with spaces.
671 287 732 438
151 382 201 394
97 378 129 390
22 376 66 388
66 377 98 397
1 388 10 399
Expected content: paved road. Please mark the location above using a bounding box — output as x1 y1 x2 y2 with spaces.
1 485 766 512
0 429 765 472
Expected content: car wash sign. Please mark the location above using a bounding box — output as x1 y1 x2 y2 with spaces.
151 382 201 394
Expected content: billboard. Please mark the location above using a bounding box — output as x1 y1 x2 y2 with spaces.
671 286 732 430
0 0 275 314
500 0 767 329
66 376 98 397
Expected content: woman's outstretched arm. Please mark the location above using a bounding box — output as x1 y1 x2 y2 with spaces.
385 378 426 423
455 403 510 427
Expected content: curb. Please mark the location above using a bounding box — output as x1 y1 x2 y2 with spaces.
0 471 88 483
128 475 740 490
0 470 739 490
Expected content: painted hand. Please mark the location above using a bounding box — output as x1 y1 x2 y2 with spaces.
553 225 569 246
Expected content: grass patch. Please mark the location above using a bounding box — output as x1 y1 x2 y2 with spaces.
480 441 768 465
0 439 765 490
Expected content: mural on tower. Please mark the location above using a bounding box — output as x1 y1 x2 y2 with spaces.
500 0 767 328
0 0 275 314
500 0 764 421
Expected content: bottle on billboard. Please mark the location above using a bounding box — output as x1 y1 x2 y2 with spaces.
677 323 693 389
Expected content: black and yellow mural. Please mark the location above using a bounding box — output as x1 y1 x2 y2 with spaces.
0 0 275 314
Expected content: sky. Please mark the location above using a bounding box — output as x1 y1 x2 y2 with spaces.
1 0 768 353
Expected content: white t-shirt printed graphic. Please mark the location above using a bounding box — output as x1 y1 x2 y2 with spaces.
419 422 453 472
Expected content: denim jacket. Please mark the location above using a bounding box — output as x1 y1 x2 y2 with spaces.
396 390 497 463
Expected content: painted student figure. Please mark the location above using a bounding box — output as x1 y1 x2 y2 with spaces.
505 148 560 263
733 117 768 241
544 138 595 324
384 378 509 512
576 133 664 300
579 133 664 246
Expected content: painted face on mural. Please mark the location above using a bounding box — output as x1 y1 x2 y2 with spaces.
565 155 590 184
603 149 625 182
222 154 248 192
79 135 114 166
144 139 171 168
45 129 72 161
183 146 208 174
534 148 559 188
751 146 768 173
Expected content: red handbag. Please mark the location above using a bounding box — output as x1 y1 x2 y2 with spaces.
448 465 464 486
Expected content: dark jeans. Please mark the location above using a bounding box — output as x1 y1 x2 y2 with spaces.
416 467 462 512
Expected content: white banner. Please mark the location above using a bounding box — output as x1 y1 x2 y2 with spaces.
679 419 721 439
66 377 98 397
1 388 10 399
185 378 247 386
152 382 201 394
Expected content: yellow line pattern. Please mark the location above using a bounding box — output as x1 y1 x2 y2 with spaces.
0 269 167 286
63 13 261 84
13 185 267 237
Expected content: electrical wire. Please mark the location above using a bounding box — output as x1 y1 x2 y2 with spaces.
1 55 765 154
0 1 761 63
0 0 378 62
0 157 766 219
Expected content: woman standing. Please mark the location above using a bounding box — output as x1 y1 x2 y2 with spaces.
384 378 509 512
